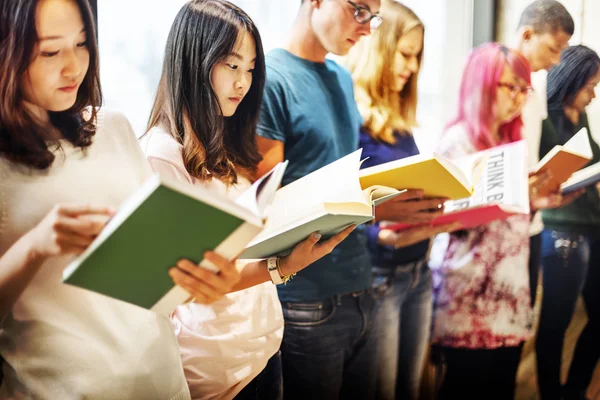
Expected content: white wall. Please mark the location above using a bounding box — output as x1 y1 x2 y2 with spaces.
98 0 475 147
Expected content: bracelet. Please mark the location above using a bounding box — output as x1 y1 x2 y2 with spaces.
267 257 283 284
276 257 296 285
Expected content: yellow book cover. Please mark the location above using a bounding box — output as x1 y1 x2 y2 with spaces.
358 152 487 200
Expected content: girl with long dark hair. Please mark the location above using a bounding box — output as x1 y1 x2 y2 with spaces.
141 2 354 399
0 0 244 397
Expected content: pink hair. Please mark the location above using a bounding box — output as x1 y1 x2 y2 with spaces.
445 43 532 151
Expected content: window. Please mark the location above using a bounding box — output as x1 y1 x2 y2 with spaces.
98 0 474 147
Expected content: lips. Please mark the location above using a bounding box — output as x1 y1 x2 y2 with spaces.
58 84 78 93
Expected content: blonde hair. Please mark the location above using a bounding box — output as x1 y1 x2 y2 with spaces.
345 0 423 144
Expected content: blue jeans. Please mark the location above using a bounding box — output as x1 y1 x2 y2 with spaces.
234 351 283 400
279 290 379 400
369 259 433 400
536 230 591 400
564 234 600 399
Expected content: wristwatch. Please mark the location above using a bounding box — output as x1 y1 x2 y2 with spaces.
267 257 284 284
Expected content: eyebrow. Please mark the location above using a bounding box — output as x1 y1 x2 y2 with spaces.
39 28 86 41
356 2 372 11
229 52 256 62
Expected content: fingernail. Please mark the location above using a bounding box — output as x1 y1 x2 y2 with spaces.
313 233 322 240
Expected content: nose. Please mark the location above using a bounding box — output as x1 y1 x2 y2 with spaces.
62 48 81 79
356 21 371 37
235 72 251 92
407 56 419 73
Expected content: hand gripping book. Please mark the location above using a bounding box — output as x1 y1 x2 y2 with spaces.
533 128 592 196
62 162 287 316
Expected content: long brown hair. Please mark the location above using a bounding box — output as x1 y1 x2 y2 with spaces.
146 0 264 185
0 0 102 169
345 0 423 144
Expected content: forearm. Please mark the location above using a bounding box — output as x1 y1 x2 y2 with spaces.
230 259 271 292
0 232 46 317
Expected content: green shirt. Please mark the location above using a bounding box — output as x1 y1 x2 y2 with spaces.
540 111 600 236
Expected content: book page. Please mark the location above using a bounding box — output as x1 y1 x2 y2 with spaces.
534 128 592 172
235 160 288 218
561 161 600 193
563 128 592 159
264 150 366 232
436 152 488 191
444 140 529 214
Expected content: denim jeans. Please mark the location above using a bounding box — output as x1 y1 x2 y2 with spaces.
234 351 283 400
536 230 591 400
369 259 433 400
563 234 600 400
279 290 379 400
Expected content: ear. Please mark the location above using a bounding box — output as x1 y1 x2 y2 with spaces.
519 26 534 42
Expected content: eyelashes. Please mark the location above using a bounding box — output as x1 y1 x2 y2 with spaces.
40 41 88 58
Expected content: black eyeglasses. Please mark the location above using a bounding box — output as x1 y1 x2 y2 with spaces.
346 0 383 30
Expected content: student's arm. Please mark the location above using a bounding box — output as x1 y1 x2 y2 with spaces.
0 205 113 317
255 69 288 178
256 136 284 178
173 225 357 295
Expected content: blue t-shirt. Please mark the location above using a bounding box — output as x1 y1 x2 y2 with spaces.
360 129 430 266
257 49 371 302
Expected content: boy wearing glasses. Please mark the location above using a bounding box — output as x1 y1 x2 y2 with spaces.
253 1 396 399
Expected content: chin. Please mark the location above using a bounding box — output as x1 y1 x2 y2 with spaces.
222 108 236 117
47 101 78 113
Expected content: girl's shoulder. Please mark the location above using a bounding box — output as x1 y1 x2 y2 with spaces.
139 126 184 163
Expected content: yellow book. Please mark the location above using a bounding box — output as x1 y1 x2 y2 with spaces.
358 151 487 200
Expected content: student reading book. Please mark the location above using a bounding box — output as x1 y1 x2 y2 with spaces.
141 2 354 399
536 45 600 400
0 0 199 398
428 43 541 399
343 3 458 399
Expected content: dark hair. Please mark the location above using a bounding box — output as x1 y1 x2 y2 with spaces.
146 0 265 185
547 45 600 110
517 0 574 36
0 0 102 169
547 45 600 141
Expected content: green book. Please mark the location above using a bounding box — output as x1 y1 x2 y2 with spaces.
239 150 403 259
63 162 287 315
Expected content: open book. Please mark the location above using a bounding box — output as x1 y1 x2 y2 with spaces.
533 128 592 195
388 140 530 231
239 150 403 259
358 150 488 200
62 162 287 316
561 161 600 194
